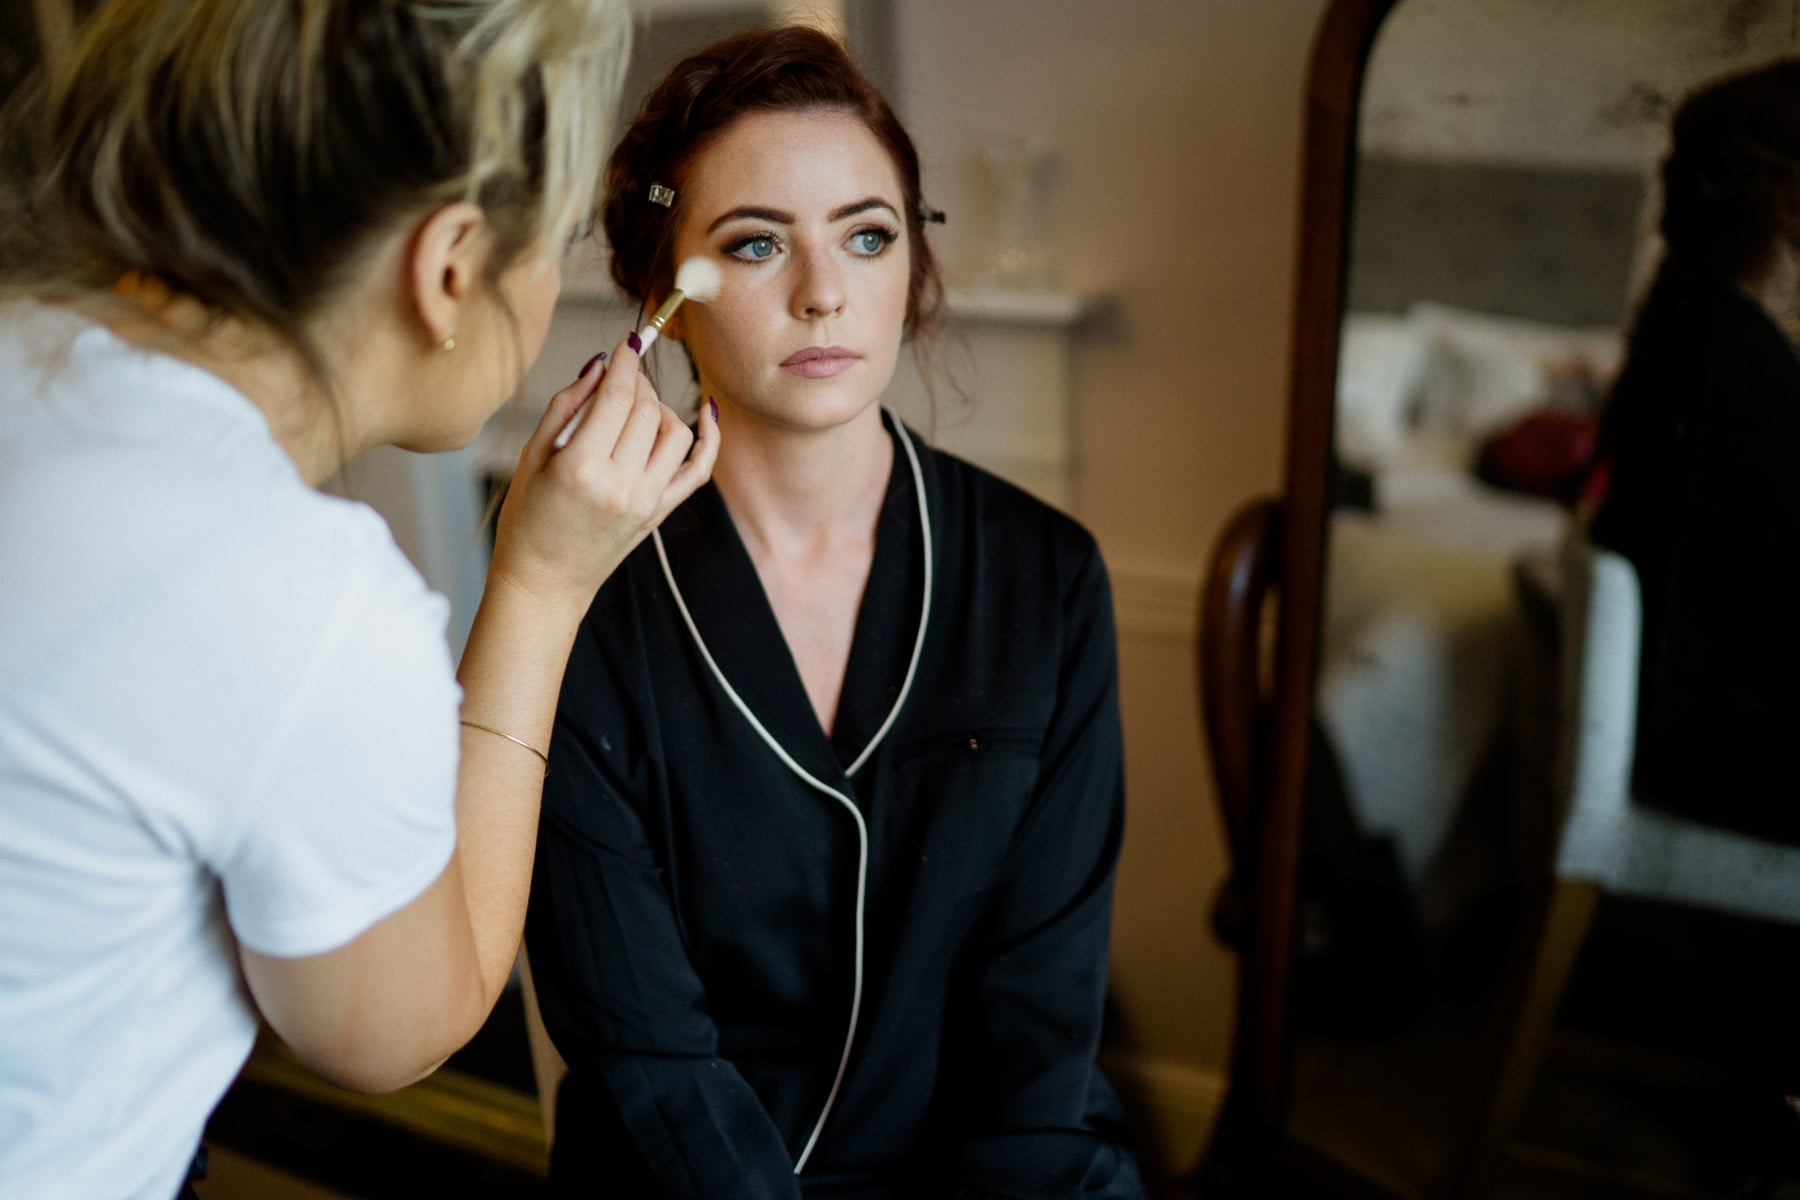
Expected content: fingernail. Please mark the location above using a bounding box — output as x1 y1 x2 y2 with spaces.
627 330 642 354
579 351 606 377
708 396 719 422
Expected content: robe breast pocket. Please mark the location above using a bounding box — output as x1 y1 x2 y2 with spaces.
889 728 1045 906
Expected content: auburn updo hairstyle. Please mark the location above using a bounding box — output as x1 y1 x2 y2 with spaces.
601 24 944 341
1661 57 1800 279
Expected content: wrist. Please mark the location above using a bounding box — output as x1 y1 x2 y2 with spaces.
481 550 602 621
458 566 589 697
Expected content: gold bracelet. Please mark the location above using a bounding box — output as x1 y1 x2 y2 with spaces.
459 718 549 766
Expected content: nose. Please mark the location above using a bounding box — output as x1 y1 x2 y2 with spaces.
789 245 845 320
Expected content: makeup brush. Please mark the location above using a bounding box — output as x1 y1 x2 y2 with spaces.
636 255 722 355
553 256 723 450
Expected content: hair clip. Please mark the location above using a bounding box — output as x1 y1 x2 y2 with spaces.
648 183 675 207
917 204 946 225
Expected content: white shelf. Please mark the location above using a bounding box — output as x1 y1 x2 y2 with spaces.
943 285 1104 327
555 270 1105 329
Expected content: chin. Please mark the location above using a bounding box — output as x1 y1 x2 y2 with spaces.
745 375 889 432
766 397 881 434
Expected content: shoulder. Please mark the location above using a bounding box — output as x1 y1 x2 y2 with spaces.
911 432 1109 595
1 301 446 649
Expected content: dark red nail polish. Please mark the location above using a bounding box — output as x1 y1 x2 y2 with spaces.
708 396 719 422
627 330 642 354
579 351 606 377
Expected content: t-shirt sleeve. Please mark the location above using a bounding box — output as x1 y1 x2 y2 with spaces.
215 544 462 960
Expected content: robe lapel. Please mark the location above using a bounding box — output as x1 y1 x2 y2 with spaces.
656 413 934 794
830 438 925 772
658 482 848 790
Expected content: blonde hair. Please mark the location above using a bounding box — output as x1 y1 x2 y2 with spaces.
0 0 628 369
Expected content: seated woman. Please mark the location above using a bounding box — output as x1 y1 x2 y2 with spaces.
1589 59 1800 845
524 25 1144 1200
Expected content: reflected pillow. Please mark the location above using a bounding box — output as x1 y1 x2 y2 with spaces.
1335 311 1432 472
1411 302 1622 445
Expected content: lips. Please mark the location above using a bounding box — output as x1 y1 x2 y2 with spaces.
779 345 860 379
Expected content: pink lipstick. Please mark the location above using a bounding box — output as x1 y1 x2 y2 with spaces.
780 345 860 379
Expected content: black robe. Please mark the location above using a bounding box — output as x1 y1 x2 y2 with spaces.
1591 254 1800 843
525 414 1144 1199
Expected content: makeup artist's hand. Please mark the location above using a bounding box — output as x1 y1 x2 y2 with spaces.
487 336 718 609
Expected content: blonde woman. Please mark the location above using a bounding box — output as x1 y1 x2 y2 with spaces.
0 2 715 1196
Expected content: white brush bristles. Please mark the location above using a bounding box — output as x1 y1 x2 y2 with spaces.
672 255 722 304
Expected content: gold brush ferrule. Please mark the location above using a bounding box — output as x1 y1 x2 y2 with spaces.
645 290 686 333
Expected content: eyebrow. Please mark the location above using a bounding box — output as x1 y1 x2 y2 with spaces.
705 197 899 235
829 197 899 222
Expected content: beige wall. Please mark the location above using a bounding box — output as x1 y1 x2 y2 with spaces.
890 0 1333 1166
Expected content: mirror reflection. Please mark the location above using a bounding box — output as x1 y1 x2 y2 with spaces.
1290 2 1800 1197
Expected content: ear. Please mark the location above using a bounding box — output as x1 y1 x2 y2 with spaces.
407 201 491 350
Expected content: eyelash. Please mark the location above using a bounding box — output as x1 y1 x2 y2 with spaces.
721 232 780 262
720 224 901 263
849 224 900 256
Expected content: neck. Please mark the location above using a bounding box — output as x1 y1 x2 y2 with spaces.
710 403 894 560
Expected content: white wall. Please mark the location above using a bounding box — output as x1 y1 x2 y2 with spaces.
891 0 1333 1170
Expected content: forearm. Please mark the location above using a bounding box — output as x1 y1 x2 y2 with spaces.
948 889 1136 1199
453 570 590 1006
549 1050 803 1200
448 341 715 1000
239 349 715 1091
947 544 1140 1195
529 816 803 1200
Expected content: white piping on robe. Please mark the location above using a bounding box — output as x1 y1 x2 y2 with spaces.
652 409 934 1174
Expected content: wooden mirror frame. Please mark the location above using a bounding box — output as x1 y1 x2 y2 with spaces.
1193 0 1400 1193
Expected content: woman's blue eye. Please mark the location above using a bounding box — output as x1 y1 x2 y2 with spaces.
850 229 894 255
730 236 777 261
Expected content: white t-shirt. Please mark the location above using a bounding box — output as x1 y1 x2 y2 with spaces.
0 304 463 1199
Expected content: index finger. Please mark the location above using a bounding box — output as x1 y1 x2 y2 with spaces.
655 398 721 520
559 332 644 454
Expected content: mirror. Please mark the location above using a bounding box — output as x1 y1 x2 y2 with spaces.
1215 1 1800 1197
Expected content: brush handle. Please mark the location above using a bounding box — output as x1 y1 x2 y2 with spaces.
551 304 675 450
637 287 687 356
551 406 587 451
